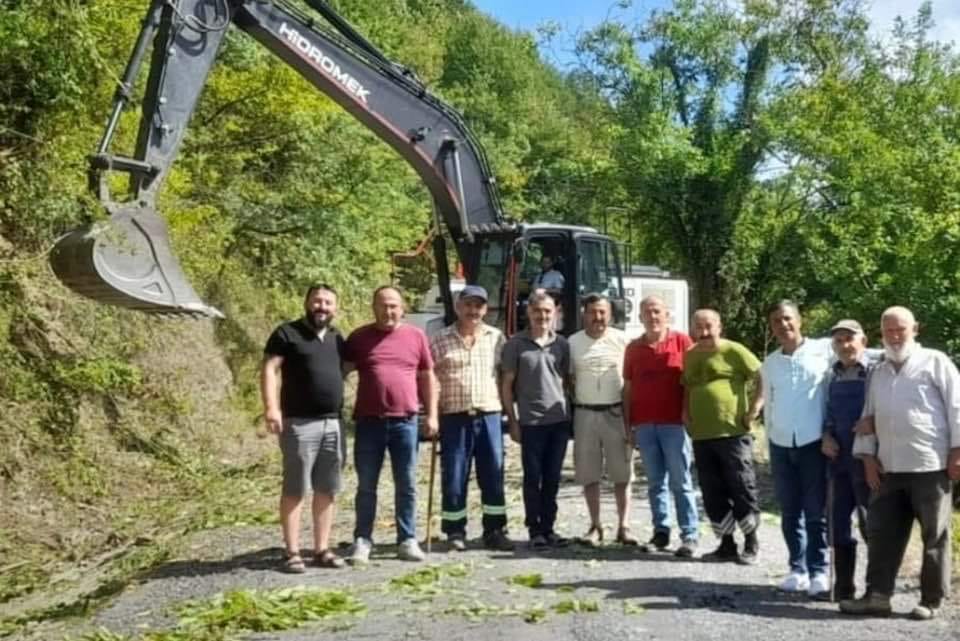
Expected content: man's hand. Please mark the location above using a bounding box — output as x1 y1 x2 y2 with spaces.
862 455 884 491
508 418 521 444
947 448 960 481
821 433 839 459
742 412 756 432
422 415 439 439
265 408 283 434
854 415 875 435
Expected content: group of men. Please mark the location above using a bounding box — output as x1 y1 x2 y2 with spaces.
260 283 958 621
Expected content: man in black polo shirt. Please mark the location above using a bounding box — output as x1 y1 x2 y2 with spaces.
261 284 346 572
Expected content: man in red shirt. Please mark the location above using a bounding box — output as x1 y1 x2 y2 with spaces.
623 295 700 557
344 286 438 564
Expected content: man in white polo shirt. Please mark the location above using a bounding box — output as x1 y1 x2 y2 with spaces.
840 306 960 620
569 293 634 546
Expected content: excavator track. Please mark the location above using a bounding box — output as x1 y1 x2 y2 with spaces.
50 205 223 319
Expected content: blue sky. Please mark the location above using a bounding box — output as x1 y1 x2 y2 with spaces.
471 0 960 59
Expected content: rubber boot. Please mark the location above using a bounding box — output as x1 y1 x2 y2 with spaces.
833 544 857 601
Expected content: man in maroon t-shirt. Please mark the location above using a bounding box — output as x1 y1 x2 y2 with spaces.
623 295 700 557
344 286 438 564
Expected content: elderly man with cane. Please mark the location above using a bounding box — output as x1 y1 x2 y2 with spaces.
820 319 875 601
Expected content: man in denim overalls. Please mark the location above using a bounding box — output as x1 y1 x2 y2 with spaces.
820 319 873 600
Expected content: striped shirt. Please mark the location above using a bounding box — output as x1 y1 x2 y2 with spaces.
430 323 504 414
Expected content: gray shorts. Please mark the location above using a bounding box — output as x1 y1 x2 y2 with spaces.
279 417 343 496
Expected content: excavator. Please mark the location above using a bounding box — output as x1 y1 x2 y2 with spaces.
50 0 627 335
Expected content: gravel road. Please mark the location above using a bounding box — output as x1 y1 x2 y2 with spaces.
55 441 960 640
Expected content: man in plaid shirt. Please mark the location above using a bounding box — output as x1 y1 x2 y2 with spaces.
430 285 514 551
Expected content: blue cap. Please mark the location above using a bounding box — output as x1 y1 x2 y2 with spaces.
458 285 488 302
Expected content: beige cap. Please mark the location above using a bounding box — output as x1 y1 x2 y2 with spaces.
830 319 863 335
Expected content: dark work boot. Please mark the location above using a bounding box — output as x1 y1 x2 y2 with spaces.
738 531 759 565
833 544 857 601
703 534 738 562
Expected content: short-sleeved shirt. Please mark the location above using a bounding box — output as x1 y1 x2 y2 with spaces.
430 323 504 414
861 346 960 472
502 331 570 426
682 339 761 441
624 331 692 424
569 328 626 405
760 337 833 448
345 323 433 418
263 320 344 418
531 269 565 290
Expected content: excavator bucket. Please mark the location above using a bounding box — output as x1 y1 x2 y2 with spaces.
50 205 223 318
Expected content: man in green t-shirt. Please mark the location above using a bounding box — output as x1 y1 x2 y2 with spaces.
682 309 762 564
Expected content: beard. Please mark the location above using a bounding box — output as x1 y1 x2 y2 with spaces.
883 338 916 363
305 311 331 330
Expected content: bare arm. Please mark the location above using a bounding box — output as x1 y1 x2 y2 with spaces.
622 378 633 436
418 368 439 438
744 372 763 429
260 354 284 434
501 369 520 443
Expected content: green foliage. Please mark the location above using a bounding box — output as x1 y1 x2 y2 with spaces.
52 358 142 396
387 562 473 595
176 588 366 633
506 572 543 588
552 598 600 614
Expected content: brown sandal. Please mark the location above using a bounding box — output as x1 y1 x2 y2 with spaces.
283 551 307 573
313 549 345 569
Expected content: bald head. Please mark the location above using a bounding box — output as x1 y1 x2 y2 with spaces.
691 308 722 348
881 306 916 326
372 285 404 330
640 295 671 338
881 305 918 363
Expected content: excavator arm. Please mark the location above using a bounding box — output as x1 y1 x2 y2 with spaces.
51 0 510 317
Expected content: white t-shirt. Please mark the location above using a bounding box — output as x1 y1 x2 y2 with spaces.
569 328 626 405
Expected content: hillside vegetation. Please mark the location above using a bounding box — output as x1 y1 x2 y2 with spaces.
2 0 959 630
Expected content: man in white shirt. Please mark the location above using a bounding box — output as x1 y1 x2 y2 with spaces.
746 300 831 597
531 255 565 291
568 294 634 546
840 306 960 620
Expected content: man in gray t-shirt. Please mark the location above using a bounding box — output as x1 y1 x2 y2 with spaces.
501 291 571 549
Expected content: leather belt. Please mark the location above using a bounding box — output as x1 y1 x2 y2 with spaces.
574 402 622 411
445 408 499 417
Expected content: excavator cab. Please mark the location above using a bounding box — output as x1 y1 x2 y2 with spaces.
463 225 625 337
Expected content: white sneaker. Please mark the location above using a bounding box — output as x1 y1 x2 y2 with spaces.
348 537 372 565
397 538 426 561
778 571 810 592
808 572 830 597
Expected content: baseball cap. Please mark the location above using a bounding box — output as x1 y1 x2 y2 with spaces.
458 285 488 302
830 319 863 335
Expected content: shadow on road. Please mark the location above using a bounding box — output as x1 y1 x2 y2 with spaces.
535 575 846 620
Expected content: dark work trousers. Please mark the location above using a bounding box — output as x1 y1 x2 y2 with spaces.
439 412 507 537
692 435 760 537
829 462 871 549
520 422 570 538
865 471 953 605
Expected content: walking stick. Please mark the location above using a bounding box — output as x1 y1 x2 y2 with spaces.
425 434 439 553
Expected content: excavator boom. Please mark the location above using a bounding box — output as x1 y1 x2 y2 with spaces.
52 0 508 318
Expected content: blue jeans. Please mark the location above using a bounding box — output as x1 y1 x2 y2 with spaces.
633 424 700 542
520 422 570 537
770 440 828 575
440 412 507 536
353 416 419 544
